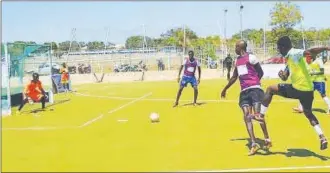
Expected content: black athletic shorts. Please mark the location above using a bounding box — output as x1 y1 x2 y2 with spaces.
239 88 264 108
277 83 314 110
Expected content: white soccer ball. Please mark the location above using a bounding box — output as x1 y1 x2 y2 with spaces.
149 112 160 123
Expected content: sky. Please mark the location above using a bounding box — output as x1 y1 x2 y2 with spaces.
2 1 330 44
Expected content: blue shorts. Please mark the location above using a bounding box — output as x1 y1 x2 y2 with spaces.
313 82 326 95
180 76 197 88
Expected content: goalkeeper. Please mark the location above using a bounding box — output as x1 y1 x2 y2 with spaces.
17 73 48 114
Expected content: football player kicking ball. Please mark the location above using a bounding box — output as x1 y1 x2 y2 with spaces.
173 50 201 107
260 36 328 150
221 40 271 156
293 51 330 114
16 73 48 114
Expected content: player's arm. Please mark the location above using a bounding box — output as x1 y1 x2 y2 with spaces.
177 62 184 82
221 67 238 98
306 47 330 55
254 63 264 79
279 65 290 81
197 60 201 83
249 55 263 79
38 82 46 95
23 85 30 99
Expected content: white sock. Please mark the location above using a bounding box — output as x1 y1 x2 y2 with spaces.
314 125 324 136
260 105 268 115
298 103 303 111
323 96 330 109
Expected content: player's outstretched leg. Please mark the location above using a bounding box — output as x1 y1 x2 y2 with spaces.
253 103 272 150
242 106 260 155
173 86 184 107
260 85 279 119
17 98 28 114
301 96 328 150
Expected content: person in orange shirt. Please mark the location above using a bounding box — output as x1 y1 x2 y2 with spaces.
60 63 70 92
17 73 47 114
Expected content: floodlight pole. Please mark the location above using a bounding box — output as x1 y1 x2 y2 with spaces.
300 17 306 50
224 9 228 55
240 2 244 40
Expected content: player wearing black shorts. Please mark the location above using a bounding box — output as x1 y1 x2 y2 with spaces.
221 40 271 155
260 36 329 150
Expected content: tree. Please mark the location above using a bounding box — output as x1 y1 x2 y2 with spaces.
44 42 58 51
160 27 198 48
79 42 86 48
125 36 154 49
270 2 303 43
59 41 71 51
87 41 105 51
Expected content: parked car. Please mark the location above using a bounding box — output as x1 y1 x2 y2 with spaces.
77 63 91 74
38 63 61 75
208 60 218 69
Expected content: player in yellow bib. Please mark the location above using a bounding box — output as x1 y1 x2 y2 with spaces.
293 51 330 114
258 36 329 150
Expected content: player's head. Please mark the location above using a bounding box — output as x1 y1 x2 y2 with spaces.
305 51 313 64
188 50 194 59
235 40 247 55
32 72 39 81
277 36 292 57
62 62 67 67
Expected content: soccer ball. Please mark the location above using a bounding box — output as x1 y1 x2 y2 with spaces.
149 112 160 123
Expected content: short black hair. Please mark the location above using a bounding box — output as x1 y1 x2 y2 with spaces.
188 50 194 54
277 36 292 48
32 72 39 78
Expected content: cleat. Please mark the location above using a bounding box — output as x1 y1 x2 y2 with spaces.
248 143 260 156
292 107 303 113
321 138 328 150
193 103 197 106
264 139 272 150
173 102 179 108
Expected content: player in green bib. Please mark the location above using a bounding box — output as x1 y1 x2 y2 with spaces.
258 36 329 150
293 51 330 114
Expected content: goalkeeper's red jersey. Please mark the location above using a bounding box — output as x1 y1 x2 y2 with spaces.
25 80 44 101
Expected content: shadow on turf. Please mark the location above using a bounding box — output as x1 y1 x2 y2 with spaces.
181 102 207 107
312 108 327 114
231 138 330 161
22 99 71 114
293 108 327 114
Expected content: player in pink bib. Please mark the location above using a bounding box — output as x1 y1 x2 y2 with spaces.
173 50 201 107
221 40 271 156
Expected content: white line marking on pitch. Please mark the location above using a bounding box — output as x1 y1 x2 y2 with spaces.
79 92 152 128
1 126 77 131
74 92 323 103
181 165 330 172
